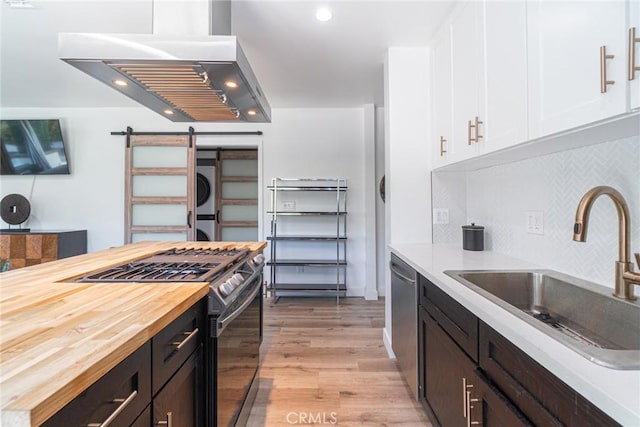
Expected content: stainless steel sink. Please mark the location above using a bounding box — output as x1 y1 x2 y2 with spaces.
444 270 640 370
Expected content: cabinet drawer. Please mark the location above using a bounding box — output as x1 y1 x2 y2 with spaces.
423 278 478 362
153 345 204 427
43 342 151 427
152 301 205 395
479 322 619 427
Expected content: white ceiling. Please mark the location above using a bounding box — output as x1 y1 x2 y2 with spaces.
0 0 457 109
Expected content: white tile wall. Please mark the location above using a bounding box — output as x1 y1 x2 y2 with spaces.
432 172 466 246
432 135 640 288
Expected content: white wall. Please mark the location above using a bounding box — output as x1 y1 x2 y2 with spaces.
375 106 386 297
0 106 371 296
384 47 432 351
432 134 640 289
261 108 368 297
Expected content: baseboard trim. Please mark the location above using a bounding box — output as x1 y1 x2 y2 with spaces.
383 327 395 359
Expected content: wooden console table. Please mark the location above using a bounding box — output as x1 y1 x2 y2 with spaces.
0 230 87 269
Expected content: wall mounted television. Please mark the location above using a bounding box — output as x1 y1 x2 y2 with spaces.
0 119 70 175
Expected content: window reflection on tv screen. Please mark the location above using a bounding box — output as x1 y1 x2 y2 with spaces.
0 119 70 175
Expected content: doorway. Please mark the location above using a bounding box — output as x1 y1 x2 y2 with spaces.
196 149 259 241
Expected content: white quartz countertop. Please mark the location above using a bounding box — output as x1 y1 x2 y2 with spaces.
389 243 640 426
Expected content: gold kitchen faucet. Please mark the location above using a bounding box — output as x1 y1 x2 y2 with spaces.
573 185 640 300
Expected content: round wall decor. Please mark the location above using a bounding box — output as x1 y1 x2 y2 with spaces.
1 194 31 225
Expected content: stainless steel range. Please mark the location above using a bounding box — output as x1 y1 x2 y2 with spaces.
78 246 266 426
77 247 261 306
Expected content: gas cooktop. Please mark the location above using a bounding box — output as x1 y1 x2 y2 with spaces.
78 247 249 283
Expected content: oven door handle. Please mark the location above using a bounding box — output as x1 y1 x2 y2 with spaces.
217 276 261 334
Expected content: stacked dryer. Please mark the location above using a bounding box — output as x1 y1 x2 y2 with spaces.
196 157 216 241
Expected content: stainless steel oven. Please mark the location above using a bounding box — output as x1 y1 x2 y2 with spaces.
207 263 263 427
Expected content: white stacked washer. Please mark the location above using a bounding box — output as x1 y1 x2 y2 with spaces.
196 156 216 241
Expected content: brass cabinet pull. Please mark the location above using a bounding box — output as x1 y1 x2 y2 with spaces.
600 45 615 93
439 136 447 156
157 411 173 427
462 377 474 418
171 327 199 351
466 390 480 427
468 117 483 144
86 390 138 427
474 116 483 142
462 377 467 417
629 27 640 80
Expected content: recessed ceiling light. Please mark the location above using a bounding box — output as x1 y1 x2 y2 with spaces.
5 0 35 9
224 80 238 89
163 109 174 115
315 7 332 22
247 110 257 116
113 79 128 87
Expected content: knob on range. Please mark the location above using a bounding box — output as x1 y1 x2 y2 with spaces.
219 281 235 297
252 254 265 265
232 273 245 284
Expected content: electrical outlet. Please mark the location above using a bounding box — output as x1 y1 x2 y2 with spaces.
526 211 544 235
282 201 296 211
433 208 450 225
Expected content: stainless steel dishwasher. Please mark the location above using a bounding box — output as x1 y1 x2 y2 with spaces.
390 252 418 399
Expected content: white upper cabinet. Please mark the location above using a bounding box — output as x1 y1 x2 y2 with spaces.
527 0 627 139
431 23 453 168
450 1 483 162
434 0 528 166
481 0 528 153
630 0 640 110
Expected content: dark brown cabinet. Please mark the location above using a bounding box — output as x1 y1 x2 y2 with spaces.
419 277 525 427
152 303 204 395
131 406 152 427
43 300 206 427
153 346 204 427
42 342 152 427
471 369 531 427
417 274 618 427
423 304 476 426
479 322 618 426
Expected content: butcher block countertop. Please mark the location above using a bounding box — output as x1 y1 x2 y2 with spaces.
0 241 266 427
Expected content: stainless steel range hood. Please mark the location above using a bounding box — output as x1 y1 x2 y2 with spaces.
58 1 271 122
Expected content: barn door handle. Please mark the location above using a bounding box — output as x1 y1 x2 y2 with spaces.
215 210 220 224
187 211 192 228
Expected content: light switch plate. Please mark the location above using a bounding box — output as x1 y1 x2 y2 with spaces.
433 208 450 225
526 211 544 235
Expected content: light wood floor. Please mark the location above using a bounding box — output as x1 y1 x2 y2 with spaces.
247 297 432 426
